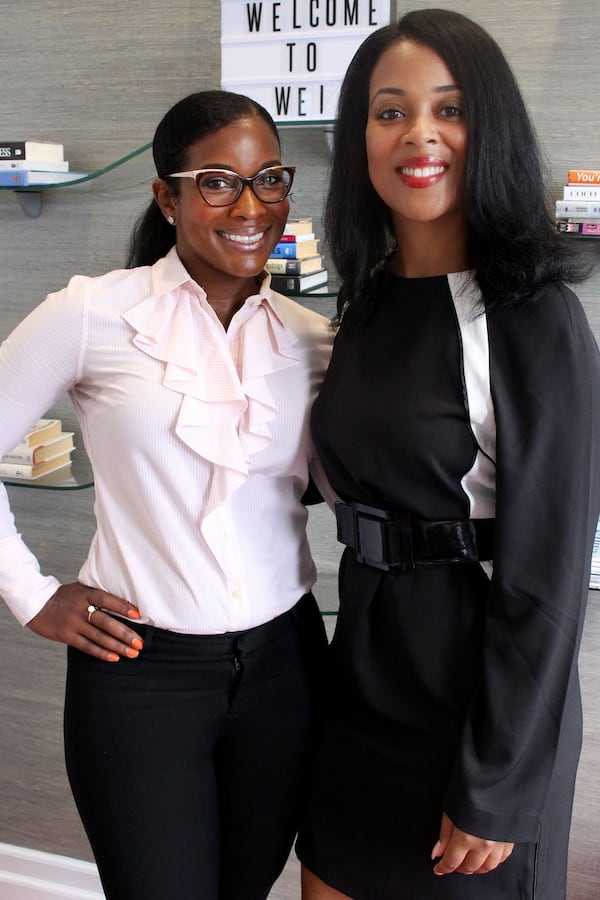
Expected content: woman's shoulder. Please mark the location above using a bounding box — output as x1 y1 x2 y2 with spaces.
268 290 334 339
488 281 591 340
59 264 152 305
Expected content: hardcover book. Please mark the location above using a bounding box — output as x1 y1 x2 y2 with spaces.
0 140 64 162
17 419 62 447
555 200 600 219
270 239 319 259
1 462 73 486
0 450 73 481
563 185 600 201
0 159 70 173
265 255 323 275
567 170 600 185
0 169 88 187
270 268 328 294
556 221 600 236
282 218 313 236
278 232 315 243
2 432 74 465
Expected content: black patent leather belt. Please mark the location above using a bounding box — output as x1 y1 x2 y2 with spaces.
335 501 494 573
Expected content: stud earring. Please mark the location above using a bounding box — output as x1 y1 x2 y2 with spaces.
167 216 175 225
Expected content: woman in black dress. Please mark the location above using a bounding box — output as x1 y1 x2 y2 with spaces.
297 9 600 899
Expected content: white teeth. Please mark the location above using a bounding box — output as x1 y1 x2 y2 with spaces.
400 165 446 177
221 231 264 245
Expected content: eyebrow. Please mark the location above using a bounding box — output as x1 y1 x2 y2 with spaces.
371 85 460 102
194 160 282 172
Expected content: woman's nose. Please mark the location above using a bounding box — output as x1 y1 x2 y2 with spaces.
401 114 438 145
230 184 266 215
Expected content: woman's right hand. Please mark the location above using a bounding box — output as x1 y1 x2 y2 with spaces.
431 813 514 876
26 582 144 662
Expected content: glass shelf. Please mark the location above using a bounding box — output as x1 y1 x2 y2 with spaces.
0 119 336 217
3 452 93 491
1 142 154 217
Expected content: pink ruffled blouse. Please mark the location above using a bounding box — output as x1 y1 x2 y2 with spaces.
0 249 333 632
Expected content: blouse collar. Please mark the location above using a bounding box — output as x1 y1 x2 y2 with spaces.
121 248 301 568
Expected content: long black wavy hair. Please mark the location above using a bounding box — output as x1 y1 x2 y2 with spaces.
126 90 280 268
325 8 590 321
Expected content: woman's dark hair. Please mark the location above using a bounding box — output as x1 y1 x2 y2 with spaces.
326 8 590 320
126 90 280 267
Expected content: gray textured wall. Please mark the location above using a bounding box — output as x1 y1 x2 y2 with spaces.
0 0 598 868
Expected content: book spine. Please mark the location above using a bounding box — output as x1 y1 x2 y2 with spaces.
563 185 600 201
581 222 600 235
0 142 27 160
1 446 39 464
0 461 37 478
270 276 302 292
555 201 600 219
567 170 600 185
284 220 312 235
0 161 70 173
270 242 298 258
0 170 27 186
266 258 301 274
278 233 314 242
556 221 600 236
0 449 70 479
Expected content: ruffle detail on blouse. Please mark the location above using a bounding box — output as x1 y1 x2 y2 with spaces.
122 279 300 569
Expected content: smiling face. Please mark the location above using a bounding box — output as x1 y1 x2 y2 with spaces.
154 114 289 299
366 40 468 238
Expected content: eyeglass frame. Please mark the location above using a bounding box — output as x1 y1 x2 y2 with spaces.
166 164 296 207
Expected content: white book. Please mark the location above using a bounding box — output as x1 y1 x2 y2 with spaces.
555 200 600 219
563 185 600 202
0 140 64 161
0 449 73 480
0 159 70 172
2 432 74 465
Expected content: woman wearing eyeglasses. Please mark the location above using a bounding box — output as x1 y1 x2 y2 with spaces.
0 90 333 900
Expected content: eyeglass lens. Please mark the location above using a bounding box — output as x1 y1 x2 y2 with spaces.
196 167 292 206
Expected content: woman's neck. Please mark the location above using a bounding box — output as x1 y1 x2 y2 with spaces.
389 216 470 278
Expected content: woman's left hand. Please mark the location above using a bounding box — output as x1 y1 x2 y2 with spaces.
431 813 514 876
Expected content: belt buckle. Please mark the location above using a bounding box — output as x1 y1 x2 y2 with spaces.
353 503 414 573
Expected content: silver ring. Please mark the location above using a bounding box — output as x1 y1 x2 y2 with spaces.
87 604 99 623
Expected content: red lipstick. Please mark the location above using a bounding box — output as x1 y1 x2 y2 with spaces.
396 157 449 189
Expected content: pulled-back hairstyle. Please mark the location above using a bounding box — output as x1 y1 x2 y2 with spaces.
126 90 280 267
326 8 590 320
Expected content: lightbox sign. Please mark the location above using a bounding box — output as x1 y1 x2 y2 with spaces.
220 1 391 123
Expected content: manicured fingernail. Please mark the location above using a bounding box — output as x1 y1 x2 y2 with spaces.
128 609 141 619
431 842 442 860
108 653 120 662
131 638 143 650
125 647 139 658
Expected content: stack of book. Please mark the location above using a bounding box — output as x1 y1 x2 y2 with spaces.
555 169 600 238
266 219 329 293
0 140 88 186
0 418 75 483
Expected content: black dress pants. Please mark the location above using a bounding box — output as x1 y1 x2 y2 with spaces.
64 593 327 900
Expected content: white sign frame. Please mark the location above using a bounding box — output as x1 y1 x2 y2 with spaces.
221 1 391 124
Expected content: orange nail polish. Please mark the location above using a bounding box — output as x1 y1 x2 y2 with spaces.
132 638 143 651
108 653 120 662
128 609 141 619
125 647 139 658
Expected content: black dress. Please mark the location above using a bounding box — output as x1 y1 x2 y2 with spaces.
297 272 600 899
